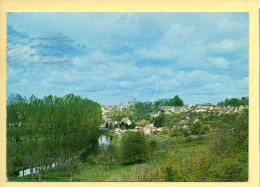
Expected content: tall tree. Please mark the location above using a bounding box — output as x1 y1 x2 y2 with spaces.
168 95 184 106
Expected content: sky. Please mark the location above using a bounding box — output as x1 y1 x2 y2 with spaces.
7 12 248 105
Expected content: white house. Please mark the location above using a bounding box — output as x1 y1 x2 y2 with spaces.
121 117 131 125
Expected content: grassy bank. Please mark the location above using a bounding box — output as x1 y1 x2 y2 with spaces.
11 130 248 182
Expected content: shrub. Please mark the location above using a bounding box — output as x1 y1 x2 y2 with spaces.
196 134 204 141
169 130 179 137
99 144 117 170
185 136 195 143
190 122 203 135
159 129 168 135
121 131 149 165
183 130 190 137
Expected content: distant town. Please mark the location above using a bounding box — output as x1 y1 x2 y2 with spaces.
100 99 248 136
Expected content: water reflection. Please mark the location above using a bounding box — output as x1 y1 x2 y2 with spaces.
18 134 111 177
98 134 111 146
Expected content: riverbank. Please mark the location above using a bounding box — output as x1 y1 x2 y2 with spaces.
11 131 248 182
99 129 114 137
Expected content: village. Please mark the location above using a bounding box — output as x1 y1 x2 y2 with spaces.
100 103 248 136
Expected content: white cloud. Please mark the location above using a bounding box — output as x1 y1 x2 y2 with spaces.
208 57 231 69
7 13 248 104
210 38 247 53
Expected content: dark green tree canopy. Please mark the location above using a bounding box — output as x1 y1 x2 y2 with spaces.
217 97 248 107
168 95 184 106
121 131 149 165
7 93 102 178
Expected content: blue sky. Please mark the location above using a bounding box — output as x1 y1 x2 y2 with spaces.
7 12 248 105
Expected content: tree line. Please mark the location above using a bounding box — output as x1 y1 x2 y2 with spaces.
7 93 102 180
217 97 248 107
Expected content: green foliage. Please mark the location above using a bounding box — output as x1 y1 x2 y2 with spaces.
218 97 248 107
7 93 102 178
139 119 148 127
99 144 117 170
129 122 136 129
159 129 168 135
185 136 195 143
121 131 149 165
153 114 165 127
209 108 248 155
190 122 202 135
148 139 157 160
132 101 152 120
168 95 184 106
153 98 170 108
106 110 128 122
161 139 175 155
169 129 179 137
11 96 248 182
58 157 81 182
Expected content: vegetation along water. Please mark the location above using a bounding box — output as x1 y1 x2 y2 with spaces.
7 94 248 182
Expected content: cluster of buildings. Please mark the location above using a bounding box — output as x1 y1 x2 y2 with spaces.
156 103 247 115
101 105 127 114
110 123 163 137
100 103 248 136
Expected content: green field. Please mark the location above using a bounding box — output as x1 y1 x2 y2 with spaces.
12 131 248 182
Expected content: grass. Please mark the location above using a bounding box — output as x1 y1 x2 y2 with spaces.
12 134 209 182
11 130 248 182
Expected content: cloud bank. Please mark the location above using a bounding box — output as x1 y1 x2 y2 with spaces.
7 12 248 104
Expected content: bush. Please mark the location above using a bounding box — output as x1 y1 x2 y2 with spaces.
86 153 100 165
208 129 234 155
196 134 204 141
159 129 168 135
183 130 190 137
169 130 179 137
190 122 203 135
99 144 117 169
121 131 149 165
161 139 175 154
185 136 195 143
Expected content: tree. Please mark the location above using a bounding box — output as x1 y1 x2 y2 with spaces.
168 95 184 106
129 122 136 129
154 114 165 127
161 139 175 155
217 97 248 107
99 144 117 170
190 122 203 135
106 110 127 122
7 94 102 180
139 119 148 127
148 139 157 161
121 131 149 165
59 157 81 182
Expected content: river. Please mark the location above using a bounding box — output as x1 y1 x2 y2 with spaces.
18 134 111 177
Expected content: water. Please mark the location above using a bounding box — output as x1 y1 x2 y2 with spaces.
98 134 111 146
18 134 111 177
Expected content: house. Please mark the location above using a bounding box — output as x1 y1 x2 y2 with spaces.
164 110 171 115
142 124 157 135
172 107 182 113
121 118 131 125
202 103 212 107
151 111 161 118
193 118 199 124
179 120 188 125
194 107 206 113
239 105 245 110
135 126 142 130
